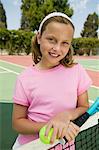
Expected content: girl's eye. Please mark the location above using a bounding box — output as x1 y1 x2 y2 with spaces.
48 38 54 41
63 42 69 46
47 38 56 43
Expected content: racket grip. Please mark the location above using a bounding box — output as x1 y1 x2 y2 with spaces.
72 112 90 127
63 112 90 144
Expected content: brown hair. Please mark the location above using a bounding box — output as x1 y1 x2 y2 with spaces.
32 16 76 67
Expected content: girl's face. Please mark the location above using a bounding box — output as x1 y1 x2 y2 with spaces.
37 21 74 69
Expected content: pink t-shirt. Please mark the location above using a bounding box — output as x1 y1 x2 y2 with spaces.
13 63 92 145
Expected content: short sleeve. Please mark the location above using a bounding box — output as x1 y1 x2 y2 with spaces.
13 76 29 106
77 64 92 96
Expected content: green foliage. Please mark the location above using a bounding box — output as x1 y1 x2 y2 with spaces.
21 0 73 31
0 28 10 54
22 31 33 55
0 28 34 55
72 38 99 55
81 12 99 38
0 1 7 28
0 21 6 28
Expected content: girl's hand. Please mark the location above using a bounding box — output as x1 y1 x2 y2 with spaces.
45 112 71 144
64 121 80 142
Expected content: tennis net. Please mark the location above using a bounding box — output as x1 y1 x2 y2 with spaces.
75 113 99 150
16 112 99 150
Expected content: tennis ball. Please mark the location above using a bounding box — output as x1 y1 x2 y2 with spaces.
39 126 53 144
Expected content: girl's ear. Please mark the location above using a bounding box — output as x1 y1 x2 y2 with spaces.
37 32 41 44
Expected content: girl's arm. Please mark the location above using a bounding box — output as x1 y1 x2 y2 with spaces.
45 90 89 143
12 104 46 134
68 90 89 121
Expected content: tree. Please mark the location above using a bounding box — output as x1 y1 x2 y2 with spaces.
81 12 99 38
0 0 7 28
21 0 73 31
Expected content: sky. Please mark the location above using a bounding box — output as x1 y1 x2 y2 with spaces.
1 0 99 37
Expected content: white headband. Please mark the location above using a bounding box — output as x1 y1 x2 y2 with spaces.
38 12 74 33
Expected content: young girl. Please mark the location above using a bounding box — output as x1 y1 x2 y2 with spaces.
12 12 92 149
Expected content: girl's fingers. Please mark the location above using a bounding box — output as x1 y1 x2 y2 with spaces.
67 129 76 140
70 122 80 132
65 127 75 142
65 133 71 142
45 123 52 137
45 123 58 144
61 127 66 138
50 127 58 144
66 122 80 141
57 126 63 139
57 122 69 139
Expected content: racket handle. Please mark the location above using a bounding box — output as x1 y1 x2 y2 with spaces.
63 112 90 144
72 112 89 127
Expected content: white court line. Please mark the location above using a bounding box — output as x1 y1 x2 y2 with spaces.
0 66 19 75
83 67 99 72
0 60 26 68
77 58 99 61
76 58 99 61
0 71 9 74
91 85 99 89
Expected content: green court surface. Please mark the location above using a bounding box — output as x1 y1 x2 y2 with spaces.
0 61 25 104
0 61 25 150
0 59 99 150
77 59 99 71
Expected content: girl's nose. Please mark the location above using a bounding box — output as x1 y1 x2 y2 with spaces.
53 44 60 52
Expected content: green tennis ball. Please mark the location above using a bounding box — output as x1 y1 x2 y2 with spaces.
39 126 53 144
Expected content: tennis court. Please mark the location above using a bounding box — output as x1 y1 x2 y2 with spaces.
0 55 99 150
